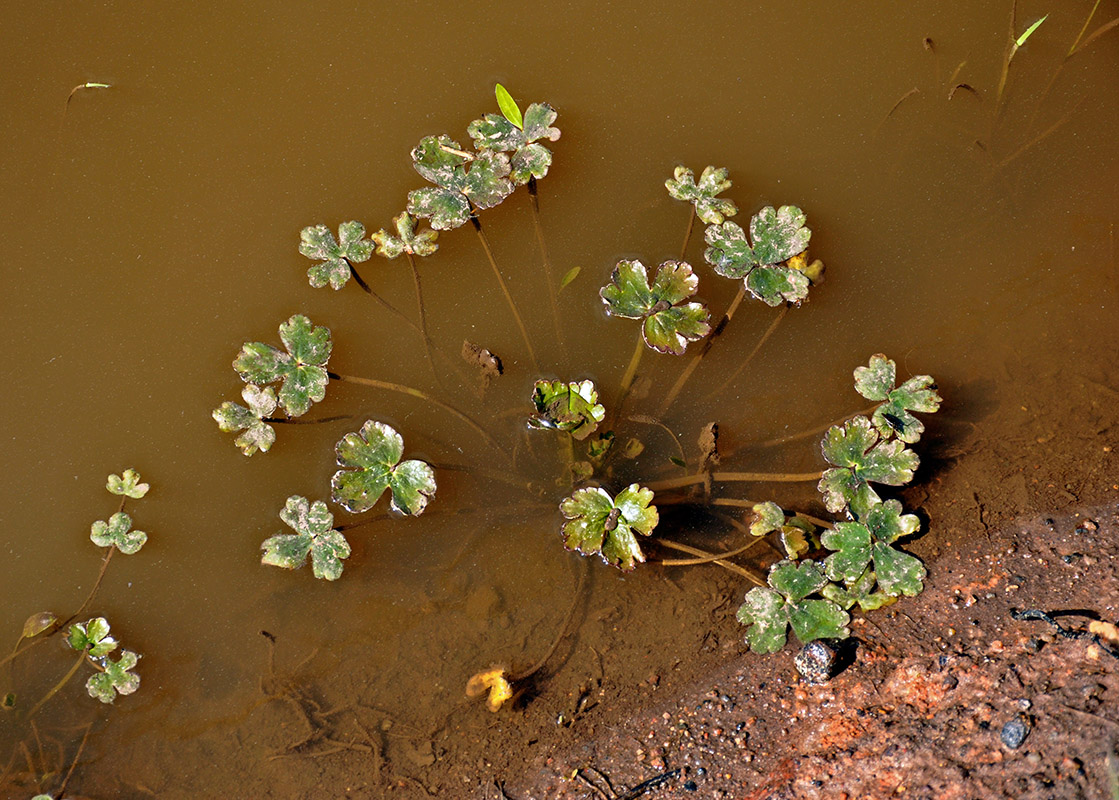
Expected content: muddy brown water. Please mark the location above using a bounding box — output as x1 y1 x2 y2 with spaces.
2 2 1117 797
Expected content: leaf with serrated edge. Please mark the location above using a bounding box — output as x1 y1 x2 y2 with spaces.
736 588 789 653
872 541 926 596
853 354 896 402
331 421 435 516
749 205 810 266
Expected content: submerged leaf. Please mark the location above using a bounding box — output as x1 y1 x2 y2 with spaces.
665 165 739 225
371 212 439 259
528 379 606 441
86 650 140 703
213 384 277 456
233 315 332 418
299 222 375 290
736 560 849 653
750 501 785 537
559 483 658 571
106 468 149 499
854 354 942 444
600 260 712 355
261 495 350 581
466 666 514 712
331 421 436 515
90 512 147 555
22 612 58 640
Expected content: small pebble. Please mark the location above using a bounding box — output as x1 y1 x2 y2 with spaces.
684 780 698 791
795 640 838 684
1001 714 1031 749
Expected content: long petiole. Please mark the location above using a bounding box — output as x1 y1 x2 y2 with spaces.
654 539 765 586
678 205 696 260
327 371 507 457
707 304 788 400
656 536 768 567
615 332 646 418
470 213 539 371
711 498 833 529
527 178 564 354
659 283 747 416
28 649 89 718
645 470 824 492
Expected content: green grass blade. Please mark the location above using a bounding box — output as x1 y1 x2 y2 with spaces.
1016 14 1048 48
495 84 523 129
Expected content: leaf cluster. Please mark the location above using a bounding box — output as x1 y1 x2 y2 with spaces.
665 165 738 225
600 260 711 355
704 206 812 306
528 379 605 441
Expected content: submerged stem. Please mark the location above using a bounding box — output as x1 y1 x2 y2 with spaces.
328 371 507 457
511 558 588 681
405 252 439 381
616 332 646 414
645 470 824 492
655 539 765 586
660 283 747 416
678 206 696 260
707 304 788 400
28 649 88 718
657 536 768 567
527 178 564 354
470 214 539 371
710 498 833 529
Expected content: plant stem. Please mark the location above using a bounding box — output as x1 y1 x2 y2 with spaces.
707 304 788 400
469 213 539 371
405 252 438 379
655 539 765 586
627 415 687 468
645 470 824 492
61 546 115 630
511 558 587 682
659 283 747 416
327 371 507 457
616 332 646 414
657 536 768 567
678 206 696 260
28 649 88 718
266 413 355 425
57 721 94 799
738 403 878 452
527 178 564 353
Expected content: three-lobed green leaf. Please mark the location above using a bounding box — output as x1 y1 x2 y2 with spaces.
600 260 712 355
331 421 436 516
853 354 942 444
559 484 659 571
213 384 278 456
86 650 141 703
818 416 919 518
261 495 351 581
407 136 515 229
821 500 925 597
703 206 812 306
736 560 849 653
299 221 375 290
665 165 738 225
90 512 148 555
68 618 118 658
371 212 439 259
469 100 561 184
233 315 332 418
106 468 149 499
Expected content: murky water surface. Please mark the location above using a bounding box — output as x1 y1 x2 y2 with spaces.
2 1 1117 795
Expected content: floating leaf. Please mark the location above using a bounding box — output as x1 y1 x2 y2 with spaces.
665 165 739 225
495 84 523 129
736 560 850 653
853 354 942 444
750 501 785 537
600 260 711 355
233 314 332 418
528 379 605 441
22 612 58 640
261 495 350 581
106 468 149 499
559 484 659 571
818 416 919 518
821 500 925 597
746 265 810 307
331 421 436 516
466 666 513 712
90 512 147 555
704 206 812 305
469 100 561 184
86 650 140 704
68 618 118 658
299 222 375 290
212 384 277 456
408 136 514 229
371 212 439 259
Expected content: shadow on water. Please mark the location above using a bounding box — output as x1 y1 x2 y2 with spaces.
2 0 1118 795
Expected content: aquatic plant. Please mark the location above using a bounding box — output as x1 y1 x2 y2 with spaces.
209 85 944 681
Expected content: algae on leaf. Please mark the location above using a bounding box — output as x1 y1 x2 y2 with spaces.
736 560 850 653
261 495 351 581
559 484 659 571
371 212 439 259
331 421 436 516
299 221 375 290
665 165 738 225
600 260 712 355
407 135 515 230
212 384 278 456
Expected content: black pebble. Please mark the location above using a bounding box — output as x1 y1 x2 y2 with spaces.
1001 715 1031 749
684 780 698 791
795 641 838 684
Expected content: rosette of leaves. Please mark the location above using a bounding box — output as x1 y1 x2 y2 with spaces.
233 314 331 418
90 512 147 555
86 649 141 703
820 499 926 597
559 484 658 571
261 495 351 581
704 205 812 306
818 416 919 520
735 560 850 654
331 421 436 516
600 260 712 355
665 165 738 224
406 135 514 230
212 384 277 456
527 379 605 441
68 618 118 658
370 212 439 259
853 354 942 444
468 89 561 184
298 221 375 290
106 468 149 499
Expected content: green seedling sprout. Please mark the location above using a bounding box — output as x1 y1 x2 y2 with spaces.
559 483 659 571
736 560 850 654
331 421 437 516
261 495 351 580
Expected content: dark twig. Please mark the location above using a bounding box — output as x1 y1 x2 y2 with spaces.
1011 608 1119 660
